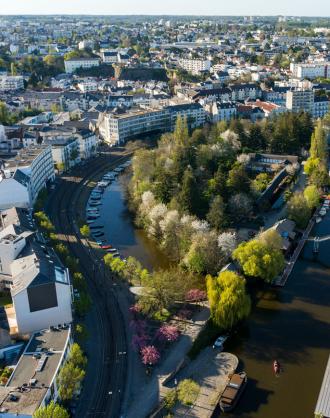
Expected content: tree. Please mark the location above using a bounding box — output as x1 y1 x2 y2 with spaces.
68 343 87 369
233 239 285 282
58 362 85 401
33 401 69 418
257 229 283 250
177 379 200 406
206 195 226 230
141 345 160 365
206 271 251 329
178 167 200 216
75 323 88 343
226 163 250 193
228 193 253 218
252 173 271 193
184 230 226 275
80 224 90 237
157 324 180 342
304 185 320 209
185 289 207 302
217 232 237 258
173 115 189 145
310 120 328 163
287 192 311 228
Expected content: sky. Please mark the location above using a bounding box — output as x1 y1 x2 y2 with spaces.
0 0 330 16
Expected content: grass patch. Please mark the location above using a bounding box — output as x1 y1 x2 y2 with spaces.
188 320 222 360
0 294 12 307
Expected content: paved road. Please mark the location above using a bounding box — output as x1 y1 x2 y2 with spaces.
47 150 131 417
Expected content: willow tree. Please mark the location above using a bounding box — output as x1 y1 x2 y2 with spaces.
233 239 285 282
206 271 251 329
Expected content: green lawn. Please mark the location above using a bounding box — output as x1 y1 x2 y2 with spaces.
0 295 12 307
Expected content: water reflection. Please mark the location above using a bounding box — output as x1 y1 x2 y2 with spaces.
98 176 330 418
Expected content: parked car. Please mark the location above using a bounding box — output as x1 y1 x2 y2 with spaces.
213 335 228 349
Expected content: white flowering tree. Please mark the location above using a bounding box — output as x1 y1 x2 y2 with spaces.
218 232 237 259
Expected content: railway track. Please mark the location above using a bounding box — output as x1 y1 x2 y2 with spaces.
48 151 132 417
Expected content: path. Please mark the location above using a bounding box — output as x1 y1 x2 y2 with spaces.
124 307 210 418
172 350 239 418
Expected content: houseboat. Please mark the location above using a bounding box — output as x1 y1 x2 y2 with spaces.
219 372 247 412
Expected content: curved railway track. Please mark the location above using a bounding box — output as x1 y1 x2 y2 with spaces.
48 151 131 417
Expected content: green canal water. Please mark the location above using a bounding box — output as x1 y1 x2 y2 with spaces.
99 176 330 418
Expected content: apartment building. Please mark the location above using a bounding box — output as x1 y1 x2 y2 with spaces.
0 206 73 335
171 103 206 127
290 62 329 80
178 58 211 75
64 57 100 73
43 137 79 171
98 103 206 145
313 96 330 119
205 101 237 123
0 145 55 210
286 89 314 113
98 107 170 145
0 75 24 91
0 326 72 417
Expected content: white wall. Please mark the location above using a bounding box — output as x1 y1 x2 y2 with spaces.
0 179 30 210
13 282 72 335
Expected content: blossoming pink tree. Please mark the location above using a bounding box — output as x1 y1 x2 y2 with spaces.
185 289 207 303
157 324 180 342
141 345 160 365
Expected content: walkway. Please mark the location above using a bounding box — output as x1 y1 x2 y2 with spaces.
273 212 317 287
172 350 238 418
124 307 210 418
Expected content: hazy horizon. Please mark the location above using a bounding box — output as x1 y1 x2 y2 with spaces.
1 0 330 17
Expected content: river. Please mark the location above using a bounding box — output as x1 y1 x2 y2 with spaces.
97 174 330 418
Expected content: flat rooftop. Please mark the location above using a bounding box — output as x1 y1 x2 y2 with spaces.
0 327 71 416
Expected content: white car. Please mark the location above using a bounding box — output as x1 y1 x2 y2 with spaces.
213 335 228 349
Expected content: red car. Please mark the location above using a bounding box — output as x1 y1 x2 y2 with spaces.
101 245 112 250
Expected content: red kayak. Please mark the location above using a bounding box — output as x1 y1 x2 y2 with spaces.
273 360 280 374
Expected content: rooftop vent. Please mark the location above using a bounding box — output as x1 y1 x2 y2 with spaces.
35 354 47 372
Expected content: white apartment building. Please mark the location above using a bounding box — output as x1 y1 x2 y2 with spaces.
205 101 237 123
64 57 100 73
77 79 98 92
168 103 206 129
78 39 94 50
179 58 211 75
0 145 55 210
313 97 330 119
43 137 79 171
286 89 314 114
98 107 170 145
101 50 118 64
0 75 24 91
0 326 72 417
76 129 97 160
11 244 72 335
290 62 330 80
98 103 206 145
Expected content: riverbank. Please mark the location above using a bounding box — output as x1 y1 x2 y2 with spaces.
99 173 330 418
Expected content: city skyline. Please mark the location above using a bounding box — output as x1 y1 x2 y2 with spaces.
1 0 330 16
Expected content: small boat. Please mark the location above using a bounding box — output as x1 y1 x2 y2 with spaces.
107 248 118 253
86 220 95 224
90 225 104 230
101 244 112 250
87 216 100 220
273 360 281 375
219 372 247 412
